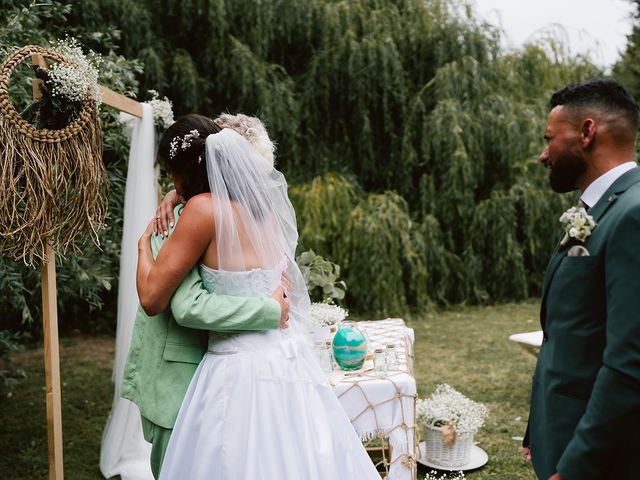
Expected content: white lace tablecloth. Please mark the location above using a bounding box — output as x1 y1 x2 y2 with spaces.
330 318 417 480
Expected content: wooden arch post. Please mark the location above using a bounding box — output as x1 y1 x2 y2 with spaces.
32 53 143 480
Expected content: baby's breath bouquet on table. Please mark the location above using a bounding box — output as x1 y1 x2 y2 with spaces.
417 384 488 469
309 302 348 327
417 384 488 436
309 301 348 343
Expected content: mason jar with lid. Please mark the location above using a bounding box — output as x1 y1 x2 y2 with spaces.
373 348 387 376
385 344 399 371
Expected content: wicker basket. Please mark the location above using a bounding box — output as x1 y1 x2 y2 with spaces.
423 423 474 469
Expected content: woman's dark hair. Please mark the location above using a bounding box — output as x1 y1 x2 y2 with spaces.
158 114 221 200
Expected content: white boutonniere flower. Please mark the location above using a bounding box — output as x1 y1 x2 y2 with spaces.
559 206 596 247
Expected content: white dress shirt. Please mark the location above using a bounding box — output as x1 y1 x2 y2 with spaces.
580 162 637 209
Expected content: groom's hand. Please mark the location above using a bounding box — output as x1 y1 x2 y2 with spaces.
272 286 290 329
549 474 562 480
522 446 531 462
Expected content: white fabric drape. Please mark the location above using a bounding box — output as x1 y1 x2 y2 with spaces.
100 103 156 480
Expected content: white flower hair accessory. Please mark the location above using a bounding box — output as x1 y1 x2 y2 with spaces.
559 206 596 247
169 129 200 159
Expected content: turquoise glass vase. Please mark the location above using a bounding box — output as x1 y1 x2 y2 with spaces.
332 320 367 371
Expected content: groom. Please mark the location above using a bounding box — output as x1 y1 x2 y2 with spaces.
523 79 640 479
121 203 288 478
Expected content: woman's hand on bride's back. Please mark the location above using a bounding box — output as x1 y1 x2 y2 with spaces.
154 189 185 238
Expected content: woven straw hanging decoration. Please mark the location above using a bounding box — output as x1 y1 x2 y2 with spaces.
0 45 108 266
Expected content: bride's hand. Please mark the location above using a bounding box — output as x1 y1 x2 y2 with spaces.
154 189 185 238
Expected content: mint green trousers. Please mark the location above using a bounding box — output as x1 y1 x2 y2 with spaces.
140 416 173 479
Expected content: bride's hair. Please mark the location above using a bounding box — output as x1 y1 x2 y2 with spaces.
159 113 275 200
158 114 221 200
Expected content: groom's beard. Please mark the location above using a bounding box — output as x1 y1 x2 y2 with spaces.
548 150 587 193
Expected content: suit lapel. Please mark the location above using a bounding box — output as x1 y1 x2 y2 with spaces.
539 166 640 330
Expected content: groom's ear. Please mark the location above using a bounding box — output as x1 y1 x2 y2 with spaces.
580 118 596 148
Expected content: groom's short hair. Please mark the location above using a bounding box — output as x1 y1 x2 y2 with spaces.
549 79 640 133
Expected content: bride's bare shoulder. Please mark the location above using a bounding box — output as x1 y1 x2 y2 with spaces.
180 193 215 223
184 192 212 209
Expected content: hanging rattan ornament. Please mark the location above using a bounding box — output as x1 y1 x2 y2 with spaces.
0 45 108 266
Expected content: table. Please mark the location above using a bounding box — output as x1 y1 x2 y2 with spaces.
329 318 418 480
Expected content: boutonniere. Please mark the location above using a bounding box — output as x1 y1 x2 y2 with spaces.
559 206 596 247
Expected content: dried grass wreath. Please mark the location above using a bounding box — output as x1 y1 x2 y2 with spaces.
0 45 107 266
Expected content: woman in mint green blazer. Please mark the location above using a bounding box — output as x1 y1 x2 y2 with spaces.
122 113 288 478
122 204 285 477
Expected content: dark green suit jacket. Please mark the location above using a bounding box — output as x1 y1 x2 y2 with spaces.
527 167 640 479
121 206 280 429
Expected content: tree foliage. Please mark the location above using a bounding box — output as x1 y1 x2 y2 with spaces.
0 0 609 326
0 1 141 337
614 1 640 135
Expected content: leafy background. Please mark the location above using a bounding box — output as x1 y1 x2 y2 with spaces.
1 0 639 350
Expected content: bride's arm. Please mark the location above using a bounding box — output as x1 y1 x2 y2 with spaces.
137 194 214 316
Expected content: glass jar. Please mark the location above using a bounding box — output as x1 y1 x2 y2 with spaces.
314 340 334 373
321 340 334 374
373 348 387 376
332 320 368 371
385 344 399 371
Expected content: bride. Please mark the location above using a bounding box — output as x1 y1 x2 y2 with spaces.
136 114 380 479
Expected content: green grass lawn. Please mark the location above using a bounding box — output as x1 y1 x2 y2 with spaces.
409 301 539 480
0 301 541 479
0 335 117 479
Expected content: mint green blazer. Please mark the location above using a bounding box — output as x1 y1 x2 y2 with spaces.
121 207 280 429
527 167 640 479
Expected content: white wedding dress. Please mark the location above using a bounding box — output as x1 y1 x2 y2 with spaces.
158 259 381 480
